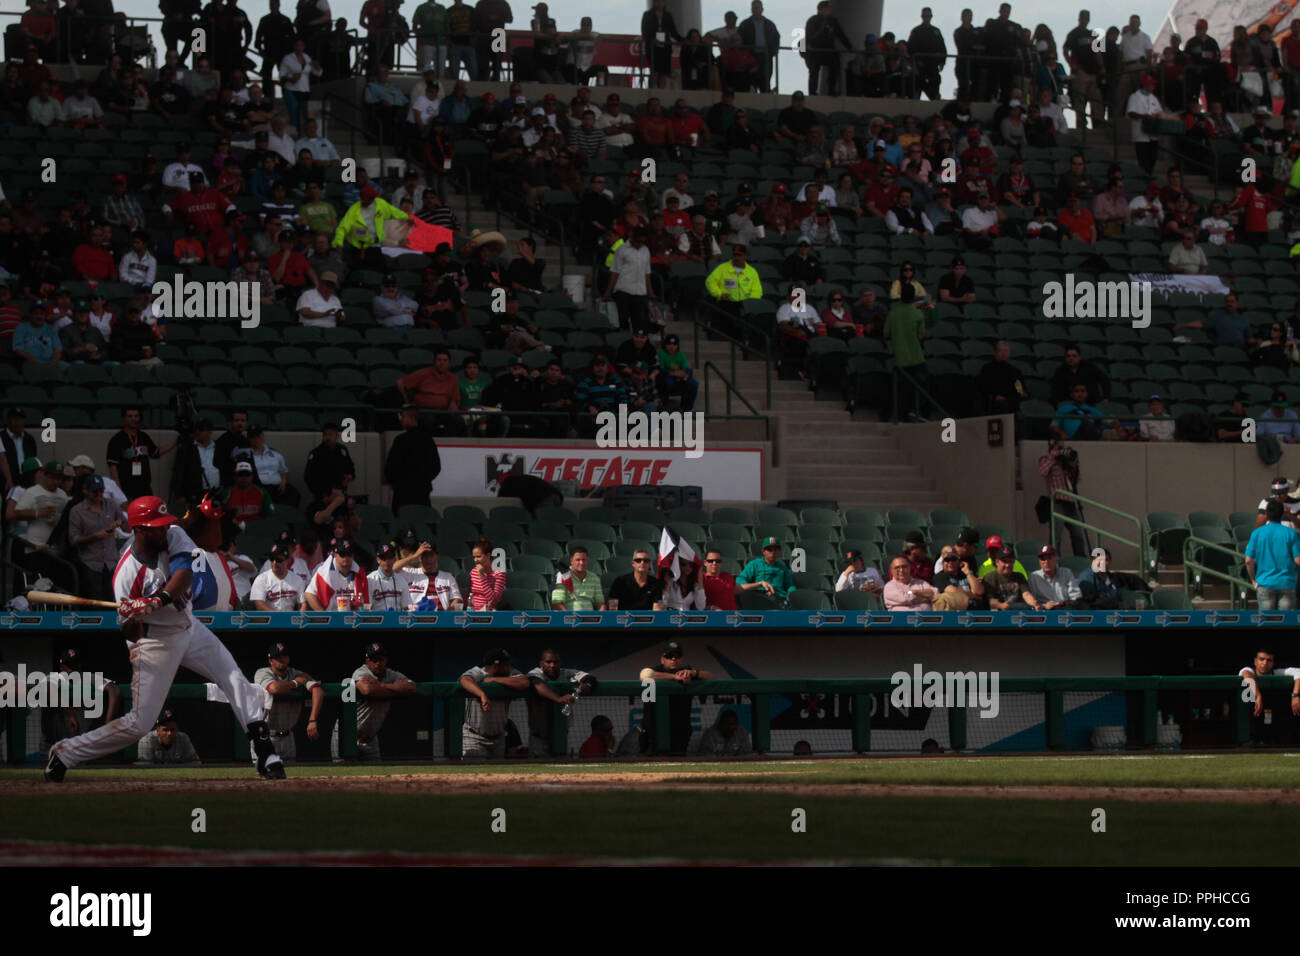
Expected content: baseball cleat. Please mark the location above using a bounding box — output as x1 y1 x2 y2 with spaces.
44 753 67 783
261 755 286 779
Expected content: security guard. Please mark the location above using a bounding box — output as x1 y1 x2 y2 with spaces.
704 243 763 339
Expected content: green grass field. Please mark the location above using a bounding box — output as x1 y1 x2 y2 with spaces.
2 754 1296 864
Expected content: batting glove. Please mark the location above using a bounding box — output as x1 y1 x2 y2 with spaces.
119 596 162 621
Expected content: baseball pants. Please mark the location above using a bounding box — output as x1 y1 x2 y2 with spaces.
461 725 505 757
52 621 264 768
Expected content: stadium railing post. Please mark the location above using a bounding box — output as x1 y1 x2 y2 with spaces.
1230 683 1250 746
1044 685 1064 750
947 703 967 752
445 694 464 758
550 700 567 758
1140 686 1158 748
751 693 770 753
340 683 358 760
653 689 672 754
851 693 870 753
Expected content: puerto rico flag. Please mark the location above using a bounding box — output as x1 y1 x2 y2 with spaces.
189 549 239 611
658 527 702 581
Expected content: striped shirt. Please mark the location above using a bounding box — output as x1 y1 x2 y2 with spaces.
569 126 607 157
550 569 604 610
469 567 507 610
1037 452 1071 500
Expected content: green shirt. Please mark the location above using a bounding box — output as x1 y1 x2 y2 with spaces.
460 376 485 406
882 304 926 368
299 199 338 234
551 570 604 610
412 1 448 40
736 557 795 599
658 348 690 373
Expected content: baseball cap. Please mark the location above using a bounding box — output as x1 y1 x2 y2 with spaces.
73 298 89 311
382 273 398 285
111 172 127 184
956 527 979 545
1140 73 1157 85
377 542 397 559
985 534 1004 550
1037 545 1057 558
365 641 387 660
845 548 864 560
399 528 418 545
156 709 178 726
761 536 781 549
43 459 63 474
797 236 811 246
662 640 684 657
331 538 355 555
269 544 289 560
1273 390 1287 406
664 334 679 345
1149 394 1164 403
482 647 510 666
234 460 254 475
68 454 95 469
507 354 525 367
772 182 788 193
1272 477 1291 493
83 474 104 492
267 641 289 658
792 91 805 100
58 648 79 668
995 548 1016 561
21 455 43 473
247 424 264 438
737 181 753 192
360 185 379 200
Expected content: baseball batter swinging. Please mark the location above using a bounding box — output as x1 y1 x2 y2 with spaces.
44 495 286 781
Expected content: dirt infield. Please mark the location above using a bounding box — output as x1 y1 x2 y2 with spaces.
3 770 1298 804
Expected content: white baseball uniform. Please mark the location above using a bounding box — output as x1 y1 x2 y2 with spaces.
367 568 414 610
305 555 370 609
50 524 268 769
250 568 305 610
405 568 461 610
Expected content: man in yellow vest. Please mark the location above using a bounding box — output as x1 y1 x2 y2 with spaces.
704 243 763 339
334 184 410 269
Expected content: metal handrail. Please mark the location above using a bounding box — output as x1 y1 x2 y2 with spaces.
320 91 385 174
692 297 772 410
1183 534 1251 607
699 359 770 440
889 363 949 424
1049 487 1147 574
494 189 568 281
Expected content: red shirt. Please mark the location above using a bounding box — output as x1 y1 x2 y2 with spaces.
669 112 707 144
165 187 234 234
269 250 313 288
1228 184 1271 234
72 243 115 280
398 365 460 409
0 304 22 343
469 567 506 610
1058 207 1096 241
579 734 610 757
206 228 247 268
173 237 205 261
864 183 899 215
908 555 933 582
226 484 272 521
702 572 738 610
661 209 690 232
1283 36 1300 69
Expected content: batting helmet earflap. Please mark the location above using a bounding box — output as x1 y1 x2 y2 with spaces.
127 496 178 530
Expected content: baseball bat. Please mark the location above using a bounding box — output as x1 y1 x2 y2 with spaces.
26 590 119 610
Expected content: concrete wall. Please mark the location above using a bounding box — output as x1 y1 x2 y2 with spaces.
894 413 1017 525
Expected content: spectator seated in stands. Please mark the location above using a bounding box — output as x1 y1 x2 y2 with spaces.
737 536 795 604
1140 395 1176 442
1051 382 1110 441
981 548 1039 611
1173 292 1255 348
1028 545 1082 609
1165 228 1208 274
837 548 884 595
883 554 937 610
930 546 984 610
1257 391 1300 444
1057 194 1097 244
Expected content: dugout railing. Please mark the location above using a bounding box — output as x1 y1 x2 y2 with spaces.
6 674 1292 765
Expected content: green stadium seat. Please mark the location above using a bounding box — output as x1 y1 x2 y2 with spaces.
787 589 831 611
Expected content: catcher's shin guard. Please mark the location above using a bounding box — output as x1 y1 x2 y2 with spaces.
247 720 286 779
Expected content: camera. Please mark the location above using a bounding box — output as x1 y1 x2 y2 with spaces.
171 388 198 441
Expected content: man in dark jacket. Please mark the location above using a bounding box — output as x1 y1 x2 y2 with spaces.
0 406 36 498
976 341 1027 414
483 356 536 436
739 0 781 93
802 0 852 96
908 7 948 100
384 406 441 513
303 422 356 498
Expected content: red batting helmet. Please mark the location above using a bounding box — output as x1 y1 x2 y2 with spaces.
198 492 225 519
127 496 177 529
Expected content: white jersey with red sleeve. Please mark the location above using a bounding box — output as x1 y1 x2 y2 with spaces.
405 569 461 610
305 556 370 609
112 524 200 636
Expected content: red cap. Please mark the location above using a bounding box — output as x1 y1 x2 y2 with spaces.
112 173 127 184
984 534 1003 551
127 496 178 530
361 185 379 199
1140 73 1157 86
198 492 225 519
482 92 496 101
773 183 787 193
1196 18 1208 29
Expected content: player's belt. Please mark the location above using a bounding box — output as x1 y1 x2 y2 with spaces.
271 729 292 737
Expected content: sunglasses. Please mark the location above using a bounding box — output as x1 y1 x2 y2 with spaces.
632 557 651 563
664 653 682 659
705 558 721 563
830 297 844 302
